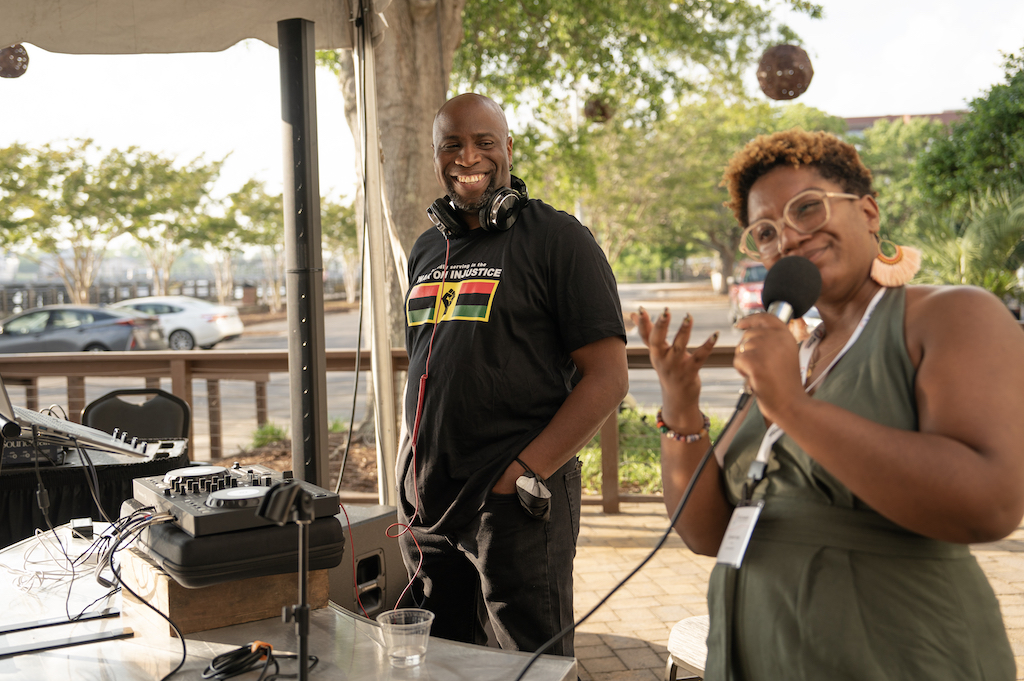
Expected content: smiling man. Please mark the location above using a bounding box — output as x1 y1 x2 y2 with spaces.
397 93 629 657
433 94 509 217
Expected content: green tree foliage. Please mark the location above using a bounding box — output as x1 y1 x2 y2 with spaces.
454 0 822 123
853 117 948 243
0 140 195 304
198 211 248 305
228 180 285 311
916 46 1024 212
131 155 225 296
517 98 845 288
321 196 360 303
915 189 1024 300
0 143 35 246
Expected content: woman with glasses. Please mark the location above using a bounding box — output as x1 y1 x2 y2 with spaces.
634 130 1024 680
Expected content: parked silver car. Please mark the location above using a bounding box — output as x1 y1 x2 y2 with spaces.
111 296 245 350
0 305 167 352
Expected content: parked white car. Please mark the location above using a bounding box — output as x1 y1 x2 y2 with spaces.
111 296 244 350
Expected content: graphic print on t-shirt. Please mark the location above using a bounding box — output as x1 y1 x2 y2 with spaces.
407 278 500 326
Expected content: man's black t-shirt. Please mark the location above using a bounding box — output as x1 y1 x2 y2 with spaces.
402 198 625 533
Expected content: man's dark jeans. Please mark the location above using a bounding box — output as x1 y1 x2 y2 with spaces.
397 457 582 657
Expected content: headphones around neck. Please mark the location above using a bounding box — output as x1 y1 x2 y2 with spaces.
427 175 529 240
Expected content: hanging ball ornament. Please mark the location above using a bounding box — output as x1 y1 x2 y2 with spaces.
0 44 29 78
756 44 813 101
584 96 616 123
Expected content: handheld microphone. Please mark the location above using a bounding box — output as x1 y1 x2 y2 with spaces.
736 256 822 404
760 255 822 323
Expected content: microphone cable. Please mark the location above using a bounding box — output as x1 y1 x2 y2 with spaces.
332 206 368 497
202 640 319 681
511 390 752 681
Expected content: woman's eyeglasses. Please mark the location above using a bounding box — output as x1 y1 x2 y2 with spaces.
740 189 861 261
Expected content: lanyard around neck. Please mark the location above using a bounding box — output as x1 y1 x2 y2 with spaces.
799 287 886 392
743 288 888 498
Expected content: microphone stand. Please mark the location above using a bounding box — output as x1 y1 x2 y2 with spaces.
258 481 315 681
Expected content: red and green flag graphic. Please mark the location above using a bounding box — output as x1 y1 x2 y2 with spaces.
407 279 499 326
407 283 441 325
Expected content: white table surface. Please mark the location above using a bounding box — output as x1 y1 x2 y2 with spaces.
0 523 577 680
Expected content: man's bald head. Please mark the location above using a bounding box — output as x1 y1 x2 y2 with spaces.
433 93 509 145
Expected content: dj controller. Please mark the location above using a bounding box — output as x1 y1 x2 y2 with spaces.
132 463 341 537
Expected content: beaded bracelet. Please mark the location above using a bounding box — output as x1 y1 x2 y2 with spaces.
656 409 710 443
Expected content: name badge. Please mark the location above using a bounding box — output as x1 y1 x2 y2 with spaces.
716 500 764 568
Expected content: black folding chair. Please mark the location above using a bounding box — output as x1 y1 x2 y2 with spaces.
81 388 191 441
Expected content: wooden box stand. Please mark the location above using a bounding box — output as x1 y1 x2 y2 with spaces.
120 548 329 637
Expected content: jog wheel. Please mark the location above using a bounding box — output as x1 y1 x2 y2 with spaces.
205 486 269 509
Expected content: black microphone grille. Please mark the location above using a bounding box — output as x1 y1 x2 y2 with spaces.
761 256 822 319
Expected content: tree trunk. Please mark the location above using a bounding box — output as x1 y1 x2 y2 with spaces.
210 251 235 305
336 0 467 343
341 250 360 303
717 248 735 294
329 0 466 441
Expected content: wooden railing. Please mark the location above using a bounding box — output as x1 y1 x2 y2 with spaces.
0 346 739 513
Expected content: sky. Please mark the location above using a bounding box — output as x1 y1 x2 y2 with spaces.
768 0 1024 117
1 0 1022 205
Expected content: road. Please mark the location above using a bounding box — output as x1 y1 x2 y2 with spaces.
617 282 746 419
14 282 747 459
214 280 749 425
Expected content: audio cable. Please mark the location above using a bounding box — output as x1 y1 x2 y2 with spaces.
202 640 318 681
512 391 751 681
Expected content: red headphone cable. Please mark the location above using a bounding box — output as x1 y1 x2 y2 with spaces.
390 236 452 609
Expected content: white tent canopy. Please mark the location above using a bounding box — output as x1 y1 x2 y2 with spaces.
0 0 386 53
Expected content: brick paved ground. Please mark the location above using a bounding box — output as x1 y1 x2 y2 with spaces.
572 501 1024 681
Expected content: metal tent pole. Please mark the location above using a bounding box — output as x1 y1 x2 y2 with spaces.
356 1 398 506
278 18 330 487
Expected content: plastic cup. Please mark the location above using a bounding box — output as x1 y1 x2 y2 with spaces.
376 608 435 667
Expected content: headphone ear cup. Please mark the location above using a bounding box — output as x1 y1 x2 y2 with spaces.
479 186 524 232
427 199 468 239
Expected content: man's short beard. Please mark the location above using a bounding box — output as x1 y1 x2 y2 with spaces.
445 179 497 213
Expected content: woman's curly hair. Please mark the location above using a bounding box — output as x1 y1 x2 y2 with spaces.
722 129 875 226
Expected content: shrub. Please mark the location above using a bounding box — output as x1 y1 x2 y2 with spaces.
251 422 288 448
579 407 726 495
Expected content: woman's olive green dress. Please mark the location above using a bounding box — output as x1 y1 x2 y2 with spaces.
706 287 1015 681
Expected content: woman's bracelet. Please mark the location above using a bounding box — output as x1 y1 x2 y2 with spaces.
656 409 710 444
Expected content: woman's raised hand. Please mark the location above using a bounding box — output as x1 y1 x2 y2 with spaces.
631 307 719 420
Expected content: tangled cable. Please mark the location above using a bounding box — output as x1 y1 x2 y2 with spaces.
202 640 318 681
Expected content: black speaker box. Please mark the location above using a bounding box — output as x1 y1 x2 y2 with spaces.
329 504 405 619
125 500 346 589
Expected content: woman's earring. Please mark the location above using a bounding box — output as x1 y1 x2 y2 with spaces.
870 239 921 287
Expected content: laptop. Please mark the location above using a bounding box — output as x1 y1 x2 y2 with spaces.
0 374 149 457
